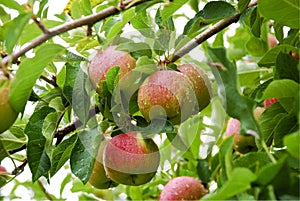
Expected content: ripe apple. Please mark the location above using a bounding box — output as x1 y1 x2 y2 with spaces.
264 98 278 108
88 140 118 189
226 107 265 154
0 78 18 134
159 176 207 201
138 65 211 124
268 33 278 48
177 64 211 112
88 45 136 94
103 132 160 186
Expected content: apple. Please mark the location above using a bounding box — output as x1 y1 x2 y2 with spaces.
264 98 278 109
88 140 118 189
159 176 207 201
0 165 7 176
138 65 211 124
103 132 160 186
88 45 136 94
267 33 278 49
226 107 265 154
177 64 211 112
0 78 18 134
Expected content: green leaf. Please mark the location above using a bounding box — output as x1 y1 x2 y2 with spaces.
238 0 251 12
72 69 91 126
189 0 199 12
0 127 26 151
129 186 143 200
0 13 32 54
0 0 23 11
197 159 211 184
258 0 300 29
117 42 152 59
202 168 256 200
273 114 298 147
161 0 189 22
71 0 92 19
0 140 8 162
218 135 234 183
106 8 135 39
50 134 78 177
245 37 268 57
201 1 237 22
255 157 287 186
131 10 155 38
284 131 300 159
70 129 100 184
275 53 299 83
25 106 55 181
10 44 65 113
258 44 298 67
233 152 272 173
63 63 81 103
263 79 299 100
207 47 260 136
105 66 120 94
259 102 287 145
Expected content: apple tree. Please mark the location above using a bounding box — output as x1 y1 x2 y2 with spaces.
0 0 299 200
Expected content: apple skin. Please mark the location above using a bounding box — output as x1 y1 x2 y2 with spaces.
159 176 207 201
268 33 278 48
103 132 160 186
226 107 265 154
177 64 211 112
264 98 278 109
88 140 118 189
88 45 136 94
0 78 18 134
137 69 202 124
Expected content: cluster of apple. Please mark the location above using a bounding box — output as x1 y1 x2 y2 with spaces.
87 45 211 198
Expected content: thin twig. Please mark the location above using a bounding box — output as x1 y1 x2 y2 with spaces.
40 75 58 87
8 144 27 155
11 159 28 175
1 0 147 67
32 15 50 34
171 0 258 62
38 180 54 201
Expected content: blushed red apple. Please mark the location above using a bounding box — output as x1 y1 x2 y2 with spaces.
159 176 207 201
267 33 278 48
264 98 278 108
137 64 211 124
88 45 136 94
103 132 160 186
0 165 7 176
0 78 18 134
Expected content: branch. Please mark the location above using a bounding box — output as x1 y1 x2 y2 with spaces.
55 105 100 145
8 144 27 155
1 0 148 67
171 0 258 62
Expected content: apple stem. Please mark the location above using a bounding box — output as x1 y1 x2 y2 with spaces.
261 140 276 163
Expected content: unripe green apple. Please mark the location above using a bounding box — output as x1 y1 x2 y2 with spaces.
0 78 18 134
177 64 211 111
226 107 265 154
159 176 207 201
138 67 210 124
103 132 160 186
88 140 118 189
88 45 136 94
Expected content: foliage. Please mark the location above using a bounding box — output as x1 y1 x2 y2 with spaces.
0 0 299 200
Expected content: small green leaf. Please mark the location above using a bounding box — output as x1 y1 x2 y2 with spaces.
25 106 55 181
275 53 299 83
218 135 234 182
72 69 91 126
70 129 100 184
63 63 81 103
233 152 272 172
197 159 211 184
10 44 65 113
129 186 143 200
0 0 23 11
273 114 298 147
202 168 256 200
284 131 300 159
258 44 298 67
50 134 78 177
201 1 237 22
263 79 299 100
106 66 120 94
0 13 32 54
117 42 152 59
245 37 268 57
238 0 251 12
258 0 300 29
161 0 189 22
